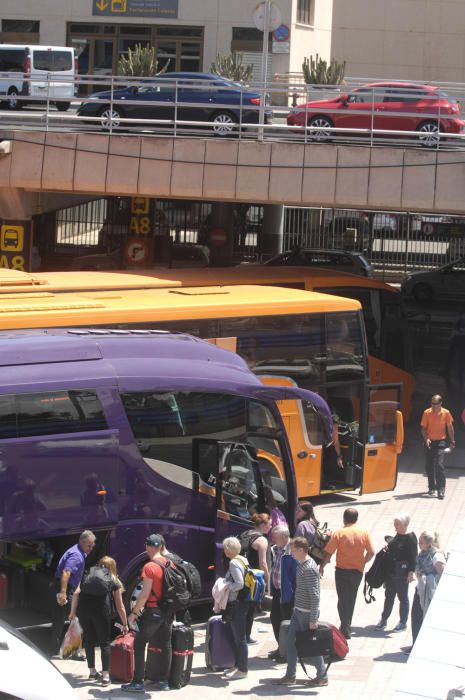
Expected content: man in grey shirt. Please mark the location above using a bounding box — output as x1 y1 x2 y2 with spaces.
273 536 328 687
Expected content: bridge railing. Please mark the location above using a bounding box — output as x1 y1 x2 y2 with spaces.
1 73 465 149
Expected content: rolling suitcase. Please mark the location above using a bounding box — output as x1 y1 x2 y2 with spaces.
205 615 235 671
278 619 291 661
110 631 136 682
145 643 164 682
0 573 8 609
169 622 194 689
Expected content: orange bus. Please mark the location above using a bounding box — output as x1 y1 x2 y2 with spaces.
0 265 413 417
0 275 403 499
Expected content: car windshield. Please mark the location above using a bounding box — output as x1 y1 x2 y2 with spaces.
437 90 457 105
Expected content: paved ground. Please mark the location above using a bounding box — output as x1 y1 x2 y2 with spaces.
54 407 465 699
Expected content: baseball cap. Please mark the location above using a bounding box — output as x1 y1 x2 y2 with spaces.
145 534 163 548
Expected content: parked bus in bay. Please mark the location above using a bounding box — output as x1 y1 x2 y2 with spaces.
0 265 413 418
0 329 333 612
0 277 404 499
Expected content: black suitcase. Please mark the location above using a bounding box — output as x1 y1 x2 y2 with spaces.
169 623 194 689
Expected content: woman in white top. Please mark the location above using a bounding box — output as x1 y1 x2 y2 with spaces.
409 530 446 651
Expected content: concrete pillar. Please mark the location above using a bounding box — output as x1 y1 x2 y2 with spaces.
261 204 284 256
208 202 235 267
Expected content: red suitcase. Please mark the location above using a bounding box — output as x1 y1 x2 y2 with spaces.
0 572 8 609
110 632 136 682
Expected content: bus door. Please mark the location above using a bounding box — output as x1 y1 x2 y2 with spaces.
258 375 323 499
193 439 281 576
361 384 404 494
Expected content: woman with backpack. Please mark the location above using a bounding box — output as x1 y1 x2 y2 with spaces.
238 512 272 643
69 556 128 686
221 537 251 680
375 513 417 632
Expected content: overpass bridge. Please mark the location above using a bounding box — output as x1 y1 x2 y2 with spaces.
2 130 465 219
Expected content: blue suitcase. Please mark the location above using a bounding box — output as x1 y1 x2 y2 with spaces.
205 615 236 671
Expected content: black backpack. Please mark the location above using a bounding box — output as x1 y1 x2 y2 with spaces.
364 548 392 603
154 560 192 612
237 530 261 569
166 553 202 600
80 566 114 597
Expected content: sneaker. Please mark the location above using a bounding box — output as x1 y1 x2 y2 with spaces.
88 670 102 681
156 681 170 690
428 489 435 496
101 674 110 686
273 676 296 685
307 676 329 687
438 491 445 500
222 667 238 679
247 638 258 645
73 651 86 661
394 622 407 631
121 681 145 693
268 648 280 659
227 670 248 680
375 620 387 630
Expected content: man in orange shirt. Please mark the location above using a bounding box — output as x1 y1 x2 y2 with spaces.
320 508 374 639
421 394 455 500
123 534 174 693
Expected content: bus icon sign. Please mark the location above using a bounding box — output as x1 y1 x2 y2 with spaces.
1 225 24 252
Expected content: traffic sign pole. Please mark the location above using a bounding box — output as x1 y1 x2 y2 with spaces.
259 0 271 140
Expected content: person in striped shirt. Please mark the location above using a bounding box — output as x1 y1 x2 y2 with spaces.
273 536 328 688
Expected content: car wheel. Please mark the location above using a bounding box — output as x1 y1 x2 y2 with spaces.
416 120 440 148
307 115 333 142
99 106 124 130
7 88 21 110
413 282 433 303
55 101 70 112
210 111 237 137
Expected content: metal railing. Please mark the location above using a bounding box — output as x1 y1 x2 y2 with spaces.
1 73 465 149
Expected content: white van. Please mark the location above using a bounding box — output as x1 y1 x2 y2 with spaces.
0 44 77 111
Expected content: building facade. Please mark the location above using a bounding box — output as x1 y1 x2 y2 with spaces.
0 1 333 83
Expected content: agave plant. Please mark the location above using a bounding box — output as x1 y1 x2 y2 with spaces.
118 43 168 77
302 54 346 85
211 53 253 83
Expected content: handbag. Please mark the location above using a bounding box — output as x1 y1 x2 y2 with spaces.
296 626 334 659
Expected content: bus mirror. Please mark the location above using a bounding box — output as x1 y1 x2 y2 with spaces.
395 410 404 454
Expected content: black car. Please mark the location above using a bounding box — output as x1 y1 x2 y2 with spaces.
264 248 373 277
77 72 269 136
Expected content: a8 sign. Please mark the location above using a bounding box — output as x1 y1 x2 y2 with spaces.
0 223 31 271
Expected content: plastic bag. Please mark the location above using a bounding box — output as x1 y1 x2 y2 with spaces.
60 617 83 659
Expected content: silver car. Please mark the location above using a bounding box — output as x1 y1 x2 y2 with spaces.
264 248 373 277
401 256 465 302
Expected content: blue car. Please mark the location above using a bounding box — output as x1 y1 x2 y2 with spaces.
77 72 270 136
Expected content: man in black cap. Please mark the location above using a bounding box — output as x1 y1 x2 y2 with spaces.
122 534 174 693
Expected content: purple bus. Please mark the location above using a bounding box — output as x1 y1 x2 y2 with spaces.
0 329 332 610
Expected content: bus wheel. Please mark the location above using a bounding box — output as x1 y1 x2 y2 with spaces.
124 573 144 612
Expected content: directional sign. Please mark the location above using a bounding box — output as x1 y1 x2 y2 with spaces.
92 0 178 18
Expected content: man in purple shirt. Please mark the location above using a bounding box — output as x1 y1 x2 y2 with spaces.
51 530 96 656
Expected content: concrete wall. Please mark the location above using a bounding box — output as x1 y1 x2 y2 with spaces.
3 131 465 216
331 0 465 82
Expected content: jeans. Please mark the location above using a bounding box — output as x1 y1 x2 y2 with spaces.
50 580 74 655
425 440 446 492
335 568 363 634
133 608 172 683
270 589 293 642
411 590 424 644
78 607 111 671
381 574 410 625
286 608 326 680
226 599 250 673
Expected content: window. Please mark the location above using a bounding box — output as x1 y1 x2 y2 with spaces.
2 19 39 32
0 390 108 438
326 312 365 379
33 50 72 71
297 0 314 25
0 49 26 72
348 89 373 104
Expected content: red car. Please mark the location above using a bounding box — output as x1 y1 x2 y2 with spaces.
287 82 465 147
